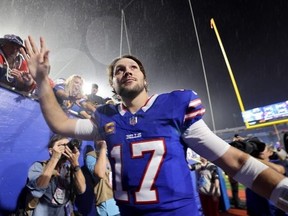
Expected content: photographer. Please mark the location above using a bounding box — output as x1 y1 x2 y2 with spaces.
85 140 120 216
230 136 285 174
26 134 86 216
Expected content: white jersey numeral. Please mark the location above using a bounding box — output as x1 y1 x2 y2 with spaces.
111 139 166 203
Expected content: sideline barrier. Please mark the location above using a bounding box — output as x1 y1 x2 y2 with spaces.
0 86 95 215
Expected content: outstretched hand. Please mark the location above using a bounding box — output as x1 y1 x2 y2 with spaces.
20 36 50 83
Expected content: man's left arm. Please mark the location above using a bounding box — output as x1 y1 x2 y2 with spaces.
182 119 288 212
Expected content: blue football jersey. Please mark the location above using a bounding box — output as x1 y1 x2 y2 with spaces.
94 89 205 215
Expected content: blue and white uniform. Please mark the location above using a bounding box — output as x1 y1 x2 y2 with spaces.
94 90 205 215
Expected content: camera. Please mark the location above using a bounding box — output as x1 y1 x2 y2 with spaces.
66 139 82 150
229 137 266 157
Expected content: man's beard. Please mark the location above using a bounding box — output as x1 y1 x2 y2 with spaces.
118 83 145 100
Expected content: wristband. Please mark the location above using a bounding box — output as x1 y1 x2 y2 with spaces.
233 156 268 189
73 165 81 172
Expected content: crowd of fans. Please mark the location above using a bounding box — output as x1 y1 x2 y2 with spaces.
0 34 114 119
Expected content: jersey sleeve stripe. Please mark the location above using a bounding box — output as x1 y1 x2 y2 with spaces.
184 108 206 121
188 98 202 108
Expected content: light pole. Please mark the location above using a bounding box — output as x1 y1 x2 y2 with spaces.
188 0 217 132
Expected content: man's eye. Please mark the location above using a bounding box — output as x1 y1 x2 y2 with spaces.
115 69 124 75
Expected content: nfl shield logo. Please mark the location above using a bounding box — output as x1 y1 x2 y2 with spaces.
129 116 138 125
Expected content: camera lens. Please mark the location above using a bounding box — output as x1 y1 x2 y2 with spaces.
67 139 81 150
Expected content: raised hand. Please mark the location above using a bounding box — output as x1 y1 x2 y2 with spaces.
52 139 66 160
64 146 80 167
95 140 107 152
20 36 50 83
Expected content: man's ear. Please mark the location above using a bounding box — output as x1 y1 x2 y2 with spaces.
110 82 116 94
144 80 148 89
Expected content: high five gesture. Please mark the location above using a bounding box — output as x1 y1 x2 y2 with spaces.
20 36 50 83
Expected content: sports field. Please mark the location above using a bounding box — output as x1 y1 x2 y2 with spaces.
220 175 247 216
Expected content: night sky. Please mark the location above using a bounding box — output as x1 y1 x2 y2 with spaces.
1 0 287 130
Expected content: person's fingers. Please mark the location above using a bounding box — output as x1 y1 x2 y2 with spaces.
43 50 50 65
62 152 69 158
64 146 73 154
55 143 65 153
24 39 32 58
73 147 79 154
98 140 107 148
40 37 46 54
10 71 21 79
20 48 28 60
28 36 39 54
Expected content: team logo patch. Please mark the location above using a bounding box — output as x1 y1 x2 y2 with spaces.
129 116 138 126
104 122 115 134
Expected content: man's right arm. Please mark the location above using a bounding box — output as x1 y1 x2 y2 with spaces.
38 77 78 136
21 36 95 138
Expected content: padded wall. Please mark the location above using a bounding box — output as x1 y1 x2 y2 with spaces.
0 87 95 215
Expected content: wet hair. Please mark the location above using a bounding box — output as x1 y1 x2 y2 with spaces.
48 134 67 149
107 55 147 87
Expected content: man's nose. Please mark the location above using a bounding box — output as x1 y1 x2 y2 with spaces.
123 67 132 76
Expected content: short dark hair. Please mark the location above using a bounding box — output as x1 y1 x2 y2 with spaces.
108 55 146 87
92 84 98 89
48 134 67 148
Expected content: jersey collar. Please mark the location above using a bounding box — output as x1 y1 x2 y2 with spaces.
118 94 159 116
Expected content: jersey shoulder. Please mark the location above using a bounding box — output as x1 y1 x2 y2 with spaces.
95 103 119 118
159 89 205 126
157 89 201 106
168 89 200 100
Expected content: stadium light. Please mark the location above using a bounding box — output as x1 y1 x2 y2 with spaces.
210 18 288 129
